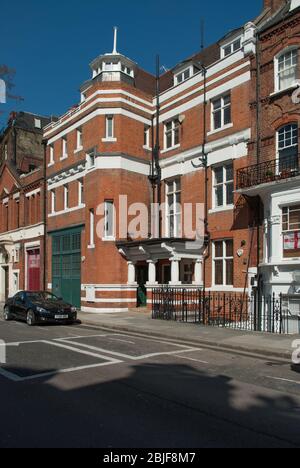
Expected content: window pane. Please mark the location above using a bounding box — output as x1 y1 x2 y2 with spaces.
225 164 233 181
233 39 241 51
224 105 231 125
224 45 231 57
226 240 233 257
215 241 223 258
226 182 234 205
214 167 223 184
174 127 180 146
166 132 172 148
226 259 234 285
215 186 223 207
213 98 222 110
215 260 224 285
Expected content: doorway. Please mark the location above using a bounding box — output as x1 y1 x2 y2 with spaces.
136 265 148 307
27 249 41 291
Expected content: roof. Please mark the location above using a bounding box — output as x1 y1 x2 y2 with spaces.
259 0 299 33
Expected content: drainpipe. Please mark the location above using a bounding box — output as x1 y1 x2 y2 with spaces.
42 139 48 291
255 31 262 298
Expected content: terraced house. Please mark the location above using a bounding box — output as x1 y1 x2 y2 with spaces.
237 0 300 297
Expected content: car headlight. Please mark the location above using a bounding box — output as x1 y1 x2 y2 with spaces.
37 307 48 314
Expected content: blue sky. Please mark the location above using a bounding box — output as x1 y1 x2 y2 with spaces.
0 0 263 127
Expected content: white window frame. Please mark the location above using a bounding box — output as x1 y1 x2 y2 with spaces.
221 37 242 58
86 151 95 169
276 123 298 173
34 118 42 129
78 179 84 206
49 145 54 166
164 119 180 150
102 115 116 142
213 240 234 287
103 200 115 240
61 137 68 159
275 47 298 92
211 94 232 131
63 185 69 210
76 128 83 151
174 66 193 85
166 179 182 238
212 163 234 210
89 209 95 248
143 125 150 149
50 190 56 214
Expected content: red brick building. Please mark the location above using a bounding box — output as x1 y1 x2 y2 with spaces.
0 112 52 300
43 20 254 313
237 0 300 297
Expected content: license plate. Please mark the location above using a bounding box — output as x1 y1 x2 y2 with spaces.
55 315 68 319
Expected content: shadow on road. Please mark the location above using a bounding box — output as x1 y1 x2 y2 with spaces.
0 361 299 448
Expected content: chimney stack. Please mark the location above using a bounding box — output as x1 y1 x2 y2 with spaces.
263 0 288 13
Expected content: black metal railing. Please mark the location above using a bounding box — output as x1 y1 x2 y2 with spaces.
236 154 300 190
152 288 300 335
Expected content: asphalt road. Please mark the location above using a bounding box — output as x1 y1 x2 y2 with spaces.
0 317 300 448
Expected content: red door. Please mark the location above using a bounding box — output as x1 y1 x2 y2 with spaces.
27 249 40 291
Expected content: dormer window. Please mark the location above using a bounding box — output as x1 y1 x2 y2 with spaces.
222 37 242 58
175 67 192 85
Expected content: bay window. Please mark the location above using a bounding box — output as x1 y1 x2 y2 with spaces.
282 205 300 253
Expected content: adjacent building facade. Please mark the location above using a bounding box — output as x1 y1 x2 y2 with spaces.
238 0 300 296
0 112 51 301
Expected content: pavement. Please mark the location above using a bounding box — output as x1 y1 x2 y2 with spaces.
0 317 300 448
78 309 299 362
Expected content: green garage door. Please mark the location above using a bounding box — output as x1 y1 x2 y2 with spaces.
52 227 82 308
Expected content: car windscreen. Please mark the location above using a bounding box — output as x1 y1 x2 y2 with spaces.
27 292 60 302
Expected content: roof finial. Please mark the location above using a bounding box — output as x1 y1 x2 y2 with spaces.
113 26 118 54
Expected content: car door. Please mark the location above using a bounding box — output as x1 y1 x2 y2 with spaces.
13 293 27 320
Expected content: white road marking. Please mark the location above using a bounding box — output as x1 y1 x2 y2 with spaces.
173 355 209 365
42 340 122 363
0 361 120 382
56 338 202 361
266 376 300 385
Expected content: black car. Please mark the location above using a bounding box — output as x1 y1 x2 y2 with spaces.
3 291 78 326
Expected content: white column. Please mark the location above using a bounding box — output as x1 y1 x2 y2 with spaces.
170 258 181 285
147 260 157 285
127 261 137 285
193 259 203 285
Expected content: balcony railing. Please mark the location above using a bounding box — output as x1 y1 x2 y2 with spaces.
237 154 300 190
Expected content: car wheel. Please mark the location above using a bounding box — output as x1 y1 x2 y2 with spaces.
3 306 12 321
26 310 36 326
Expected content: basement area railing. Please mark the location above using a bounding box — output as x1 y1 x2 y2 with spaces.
152 288 300 335
236 155 300 190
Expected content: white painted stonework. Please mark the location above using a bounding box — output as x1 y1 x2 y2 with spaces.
259 179 300 296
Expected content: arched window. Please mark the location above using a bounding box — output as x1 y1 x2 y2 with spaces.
275 48 298 92
277 123 298 172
